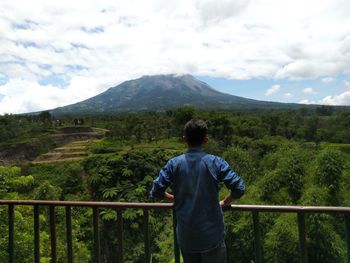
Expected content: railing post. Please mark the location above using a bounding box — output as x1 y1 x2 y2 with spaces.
117 209 124 263
172 209 180 263
252 211 263 263
297 212 308 263
345 214 350 263
8 204 14 263
49 206 57 263
34 205 40 263
143 209 150 263
66 206 74 263
93 207 101 263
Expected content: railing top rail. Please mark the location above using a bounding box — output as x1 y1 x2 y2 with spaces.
0 200 173 209
225 204 350 213
1 200 350 213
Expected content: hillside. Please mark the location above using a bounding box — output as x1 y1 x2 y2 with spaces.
50 74 305 115
32 127 107 164
2 107 350 262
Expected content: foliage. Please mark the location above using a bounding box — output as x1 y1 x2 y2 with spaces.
0 107 350 262
315 148 345 196
83 148 182 261
222 146 257 183
0 166 90 262
264 214 299 263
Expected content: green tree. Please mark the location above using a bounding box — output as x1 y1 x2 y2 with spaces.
305 117 319 142
33 180 62 200
314 148 345 205
265 214 299 263
222 146 256 183
38 111 52 126
173 106 195 126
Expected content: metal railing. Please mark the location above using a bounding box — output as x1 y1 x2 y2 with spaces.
1 200 350 263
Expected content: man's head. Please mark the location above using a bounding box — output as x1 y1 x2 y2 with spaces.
184 119 208 147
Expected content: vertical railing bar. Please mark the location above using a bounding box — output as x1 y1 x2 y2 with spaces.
66 206 74 263
49 205 57 263
117 209 124 263
172 209 180 263
297 212 308 263
93 207 101 263
143 209 150 263
8 204 14 263
34 205 40 263
252 211 263 263
345 213 350 263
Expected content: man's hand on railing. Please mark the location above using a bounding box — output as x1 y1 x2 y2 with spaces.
220 195 234 207
164 192 174 203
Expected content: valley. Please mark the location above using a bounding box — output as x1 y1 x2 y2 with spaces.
0 105 349 262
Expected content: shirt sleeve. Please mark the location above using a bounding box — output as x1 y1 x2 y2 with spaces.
149 159 174 199
216 157 245 199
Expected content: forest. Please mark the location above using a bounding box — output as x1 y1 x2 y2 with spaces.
0 105 350 262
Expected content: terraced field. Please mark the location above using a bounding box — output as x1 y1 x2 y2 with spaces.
33 127 107 164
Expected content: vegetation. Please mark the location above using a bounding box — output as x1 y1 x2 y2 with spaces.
0 106 350 262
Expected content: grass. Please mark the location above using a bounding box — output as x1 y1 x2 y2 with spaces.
320 142 350 154
89 137 186 154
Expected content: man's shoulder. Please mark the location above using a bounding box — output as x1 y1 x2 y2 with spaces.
167 153 186 165
171 153 186 160
202 153 224 163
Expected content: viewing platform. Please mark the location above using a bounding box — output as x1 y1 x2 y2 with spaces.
1 200 350 263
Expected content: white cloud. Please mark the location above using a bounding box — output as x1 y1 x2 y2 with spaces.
265 84 280 96
320 91 350 105
299 99 311 104
284 92 293 98
299 89 350 106
345 80 350 89
302 87 317 94
299 99 317 104
322 77 334 83
0 0 350 112
195 0 250 24
0 77 117 114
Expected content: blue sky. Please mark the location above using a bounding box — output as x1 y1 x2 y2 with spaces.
0 0 350 114
197 75 350 104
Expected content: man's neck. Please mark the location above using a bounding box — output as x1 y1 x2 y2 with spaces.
187 146 203 151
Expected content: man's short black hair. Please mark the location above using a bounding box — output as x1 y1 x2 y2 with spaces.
184 119 208 146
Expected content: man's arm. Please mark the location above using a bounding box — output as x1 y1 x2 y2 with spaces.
150 159 175 202
216 157 245 206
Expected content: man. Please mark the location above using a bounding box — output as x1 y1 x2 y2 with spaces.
150 119 245 263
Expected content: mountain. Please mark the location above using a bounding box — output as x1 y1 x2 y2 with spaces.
50 74 309 115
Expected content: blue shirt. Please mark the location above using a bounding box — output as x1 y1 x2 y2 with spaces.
150 148 245 253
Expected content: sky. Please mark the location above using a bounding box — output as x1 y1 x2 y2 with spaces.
1 0 350 114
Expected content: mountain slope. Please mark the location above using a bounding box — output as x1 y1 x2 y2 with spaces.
50 74 304 115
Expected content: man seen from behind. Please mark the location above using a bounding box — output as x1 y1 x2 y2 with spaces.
150 119 245 263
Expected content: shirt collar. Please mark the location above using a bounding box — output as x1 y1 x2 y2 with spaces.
187 147 203 153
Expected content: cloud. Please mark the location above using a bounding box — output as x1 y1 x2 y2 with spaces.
300 89 350 106
284 92 293 98
302 87 317 94
1 0 350 113
195 0 250 24
322 77 334 83
345 80 350 89
265 84 280 96
299 99 312 104
0 77 117 114
275 60 345 80
299 99 319 104
320 91 350 105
